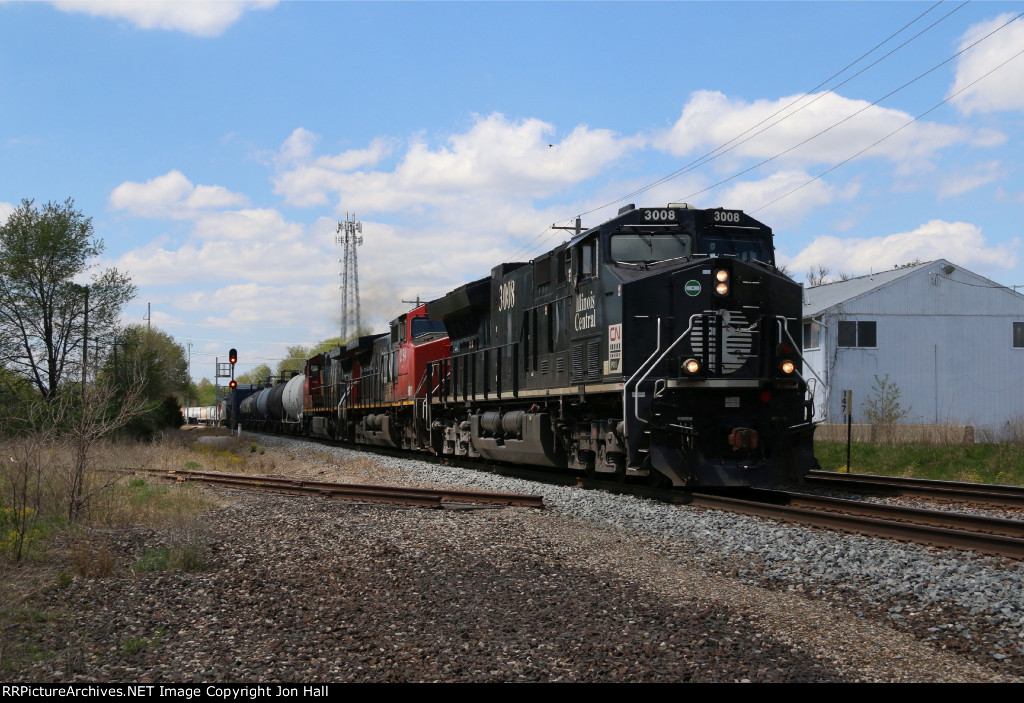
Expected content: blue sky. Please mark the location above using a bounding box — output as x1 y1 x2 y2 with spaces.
2 1 1023 382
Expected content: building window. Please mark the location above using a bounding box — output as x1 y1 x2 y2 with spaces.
837 320 876 348
803 321 821 350
1015 321 1024 349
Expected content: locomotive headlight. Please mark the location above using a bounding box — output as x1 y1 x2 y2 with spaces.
682 358 702 375
779 360 795 375
714 269 729 296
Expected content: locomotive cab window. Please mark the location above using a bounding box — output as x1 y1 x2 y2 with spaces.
1014 321 1024 349
611 233 692 263
578 241 597 277
411 317 446 340
703 236 771 264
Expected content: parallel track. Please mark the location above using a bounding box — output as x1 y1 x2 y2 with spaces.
132 466 544 510
229 431 1024 559
807 470 1024 508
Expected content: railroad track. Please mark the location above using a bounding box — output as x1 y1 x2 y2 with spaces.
676 488 1024 560
807 470 1024 508
131 467 545 510
229 432 1024 558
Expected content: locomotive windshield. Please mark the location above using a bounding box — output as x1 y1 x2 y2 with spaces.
610 233 692 263
702 235 772 264
411 317 446 339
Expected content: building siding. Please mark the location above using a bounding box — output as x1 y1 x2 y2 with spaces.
802 260 1024 438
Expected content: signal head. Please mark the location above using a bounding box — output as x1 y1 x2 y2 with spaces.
229 348 238 365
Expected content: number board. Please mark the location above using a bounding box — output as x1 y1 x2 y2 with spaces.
710 209 743 225
640 208 678 222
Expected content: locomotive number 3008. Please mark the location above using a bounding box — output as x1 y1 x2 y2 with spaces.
643 209 677 221
712 210 742 223
498 280 515 311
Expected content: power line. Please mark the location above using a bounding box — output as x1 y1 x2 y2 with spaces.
510 0 963 261
585 1 967 221
751 15 1024 214
685 10 1022 207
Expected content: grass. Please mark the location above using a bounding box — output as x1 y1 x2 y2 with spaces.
0 433 244 675
814 440 1024 485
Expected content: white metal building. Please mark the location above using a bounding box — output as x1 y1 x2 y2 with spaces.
801 259 1024 437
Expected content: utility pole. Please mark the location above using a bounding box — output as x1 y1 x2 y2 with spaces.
82 285 89 403
336 212 363 342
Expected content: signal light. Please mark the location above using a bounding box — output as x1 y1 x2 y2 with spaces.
229 348 238 365
229 379 237 389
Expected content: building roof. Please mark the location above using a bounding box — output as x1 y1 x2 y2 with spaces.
801 260 937 317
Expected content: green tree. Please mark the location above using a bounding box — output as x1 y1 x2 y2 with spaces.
101 325 189 435
105 325 189 400
192 377 217 406
237 364 271 386
0 199 135 400
275 345 311 380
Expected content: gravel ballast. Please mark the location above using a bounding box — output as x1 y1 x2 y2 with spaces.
9 435 1023 682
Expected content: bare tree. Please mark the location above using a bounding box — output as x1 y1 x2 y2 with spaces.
40 376 150 522
805 264 832 287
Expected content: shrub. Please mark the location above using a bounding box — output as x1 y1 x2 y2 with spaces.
861 374 910 425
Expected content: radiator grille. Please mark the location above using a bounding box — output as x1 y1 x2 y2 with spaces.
688 310 755 374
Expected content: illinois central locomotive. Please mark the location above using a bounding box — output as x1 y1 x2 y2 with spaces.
241 203 817 488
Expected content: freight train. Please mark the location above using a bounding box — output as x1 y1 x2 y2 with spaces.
238 203 817 488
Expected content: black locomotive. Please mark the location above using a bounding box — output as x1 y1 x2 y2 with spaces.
240 203 816 488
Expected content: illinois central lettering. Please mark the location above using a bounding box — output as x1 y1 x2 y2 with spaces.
574 292 596 331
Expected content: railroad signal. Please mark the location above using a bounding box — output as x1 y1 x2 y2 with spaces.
229 379 237 389
229 348 238 365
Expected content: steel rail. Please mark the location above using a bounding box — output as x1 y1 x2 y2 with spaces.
132 467 544 509
683 491 1024 559
756 489 1024 539
807 471 1024 508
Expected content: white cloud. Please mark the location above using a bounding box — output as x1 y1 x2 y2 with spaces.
938 161 1003 199
0 201 14 226
273 114 642 213
785 220 1018 274
656 90 970 172
950 13 1024 115
50 0 277 37
111 214 330 286
716 170 860 229
110 170 249 219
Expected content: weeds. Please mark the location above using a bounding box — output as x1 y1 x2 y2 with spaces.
815 440 1024 485
70 537 117 578
121 628 165 656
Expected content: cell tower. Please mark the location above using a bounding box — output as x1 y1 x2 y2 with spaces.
336 212 363 342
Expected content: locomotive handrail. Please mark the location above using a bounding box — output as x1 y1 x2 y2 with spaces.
432 340 521 403
631 313 702 426
621 316 662 463
774 315 829 423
